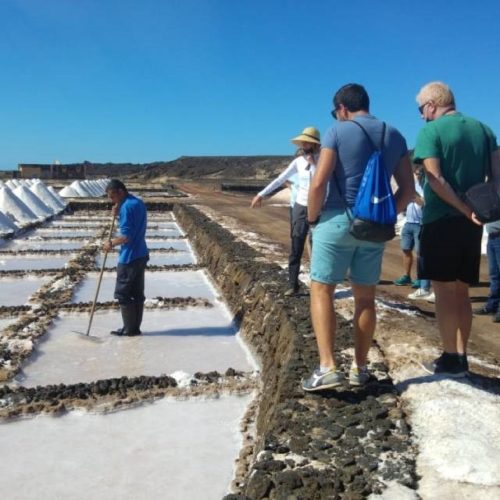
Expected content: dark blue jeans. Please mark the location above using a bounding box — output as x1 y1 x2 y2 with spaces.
486 236 500 313
114 255 149 305
289 203 309 290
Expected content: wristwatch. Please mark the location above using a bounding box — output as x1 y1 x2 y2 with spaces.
308 217 320 227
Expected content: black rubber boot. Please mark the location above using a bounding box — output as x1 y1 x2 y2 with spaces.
111 304 140 336
135 302 144 335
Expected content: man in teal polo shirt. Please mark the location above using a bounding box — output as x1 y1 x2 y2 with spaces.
413 81 499 376
103 179 149 336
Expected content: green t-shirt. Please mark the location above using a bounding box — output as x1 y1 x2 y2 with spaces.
413 112 498 224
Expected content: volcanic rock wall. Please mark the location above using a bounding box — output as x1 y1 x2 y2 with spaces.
175 204 417 499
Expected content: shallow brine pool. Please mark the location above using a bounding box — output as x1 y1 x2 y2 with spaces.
0 239 87 251
96 251 195 269
72 269 217 303
0 316 17 333
0 254 74 271
33 228 99 238
145 239 191 251
0 395 251 500
145 228 184 238
16 307 255 386
0 275 49 306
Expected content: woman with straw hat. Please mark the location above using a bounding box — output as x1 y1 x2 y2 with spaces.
251 126 321 296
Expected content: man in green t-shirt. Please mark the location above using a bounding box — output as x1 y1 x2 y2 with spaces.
413 81 499 377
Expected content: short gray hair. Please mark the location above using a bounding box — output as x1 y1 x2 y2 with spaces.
105 179 128 193
416 81 455 108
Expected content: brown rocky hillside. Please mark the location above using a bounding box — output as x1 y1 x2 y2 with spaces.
138 156 291 181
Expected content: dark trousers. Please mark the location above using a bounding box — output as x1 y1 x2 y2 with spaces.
289 203 309 290
114 256 149 305
486 235 500 312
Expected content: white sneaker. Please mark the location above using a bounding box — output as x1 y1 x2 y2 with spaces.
426 292 435 303
302 367 345 392
408 288 432 300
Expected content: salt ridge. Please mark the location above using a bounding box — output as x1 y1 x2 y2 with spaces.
0 186 39 226
13 185 54 218
30 181 64 213
0 210 17 235
59 179 108 198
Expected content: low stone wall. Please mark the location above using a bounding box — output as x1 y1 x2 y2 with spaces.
175 204 417 499
69 201 175 211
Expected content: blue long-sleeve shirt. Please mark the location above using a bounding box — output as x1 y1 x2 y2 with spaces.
117 194 148 264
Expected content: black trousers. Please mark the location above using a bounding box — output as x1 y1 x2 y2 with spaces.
289 203 309 290
114 255 149 305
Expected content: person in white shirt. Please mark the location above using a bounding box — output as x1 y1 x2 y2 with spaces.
395 165 433 300
251 126 320 296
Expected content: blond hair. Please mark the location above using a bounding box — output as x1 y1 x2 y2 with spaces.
416 81 455 108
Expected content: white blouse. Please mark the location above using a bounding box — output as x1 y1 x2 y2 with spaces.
258 155 316 206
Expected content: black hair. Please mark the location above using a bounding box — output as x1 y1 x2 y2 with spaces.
333 83 370 112
105 179 128 193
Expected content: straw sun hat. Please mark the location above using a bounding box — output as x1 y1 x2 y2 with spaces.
291 126 321 146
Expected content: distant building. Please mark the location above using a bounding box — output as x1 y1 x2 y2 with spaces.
18 163 87 179
0 170 18 179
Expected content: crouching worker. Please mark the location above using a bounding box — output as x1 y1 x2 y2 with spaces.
103 179 149 336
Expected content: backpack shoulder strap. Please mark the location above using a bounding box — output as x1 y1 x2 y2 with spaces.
478 122 492 179
350 120 386 152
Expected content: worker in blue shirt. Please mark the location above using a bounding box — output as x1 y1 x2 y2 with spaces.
103 179 149 336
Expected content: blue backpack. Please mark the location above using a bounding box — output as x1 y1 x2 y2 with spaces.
341 121 397 242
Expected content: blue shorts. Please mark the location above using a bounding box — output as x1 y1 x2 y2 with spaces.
310 209 385 286
401 222 422 252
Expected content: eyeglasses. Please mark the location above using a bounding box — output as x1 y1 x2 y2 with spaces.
418 101 430 114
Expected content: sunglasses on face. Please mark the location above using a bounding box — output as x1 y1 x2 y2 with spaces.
331 109 339 120
418 101 430 114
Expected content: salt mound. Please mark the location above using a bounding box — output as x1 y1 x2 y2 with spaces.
70 180 93 197
93 181 105 195
59 185 80 197
60 179 106 198
0 210 18 234
82 180 100 197
13 185 54 218
47 186 67 208
0 186 39 226
30 181 64 213
268 187 292 205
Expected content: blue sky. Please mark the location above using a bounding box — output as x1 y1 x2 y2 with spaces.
0 0 499 170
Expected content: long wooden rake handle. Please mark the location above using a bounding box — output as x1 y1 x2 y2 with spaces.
85 214 116 336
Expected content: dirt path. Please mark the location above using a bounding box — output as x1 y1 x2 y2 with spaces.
178 182 500 364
